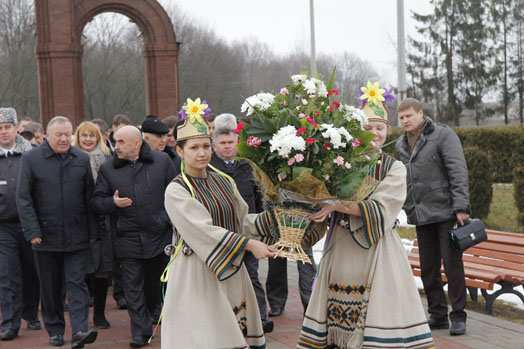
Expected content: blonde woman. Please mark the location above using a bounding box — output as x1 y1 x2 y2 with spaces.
73 121 112 329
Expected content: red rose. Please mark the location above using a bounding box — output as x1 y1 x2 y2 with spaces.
327 89 339 96
324 143 331 150
305 138 315 145
332 100 340 108
314 111 320 116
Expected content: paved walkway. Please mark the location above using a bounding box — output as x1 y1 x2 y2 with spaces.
2 259 524 348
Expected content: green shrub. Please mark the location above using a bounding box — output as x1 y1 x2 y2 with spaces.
513 167 524 228
385 125 524 183
464 147 493 220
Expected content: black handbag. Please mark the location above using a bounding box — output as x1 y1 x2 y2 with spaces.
449 218 487 251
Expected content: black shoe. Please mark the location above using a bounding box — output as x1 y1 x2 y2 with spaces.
49 334 64 346
94 315 111 329
116 298 128 310
427 317 449 330
0 329 18 341
27 319 42 330
129 336 149 348
268 308 284 317
71 329 98 348
262 320 274 333
450 321 466 335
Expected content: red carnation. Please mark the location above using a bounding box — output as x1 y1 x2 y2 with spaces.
234 122 245 134
332 100 341 108
324 142 331 150
314 111 320 116
296 127 306 136
327 89 339 96
305 138 315 145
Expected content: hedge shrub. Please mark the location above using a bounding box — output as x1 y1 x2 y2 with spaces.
513 167 524 228
384 125 524 183
464 147 493 220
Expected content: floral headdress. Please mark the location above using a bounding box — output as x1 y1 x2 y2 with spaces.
176 98 212 142
358 82 394 124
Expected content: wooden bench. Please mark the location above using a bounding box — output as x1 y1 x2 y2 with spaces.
408 229 524 314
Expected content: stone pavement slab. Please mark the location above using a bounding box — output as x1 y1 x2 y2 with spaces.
1 259 523 348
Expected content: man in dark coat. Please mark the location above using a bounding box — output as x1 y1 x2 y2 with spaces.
0 108 41 341
91 126 176 348
16 116 98 348
395 98 470 336
209 126 274 333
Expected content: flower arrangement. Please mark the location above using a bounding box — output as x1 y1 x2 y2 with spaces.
237 71 380 201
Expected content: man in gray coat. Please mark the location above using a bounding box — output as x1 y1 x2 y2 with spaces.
395 98 470 336
0 108 41 341
16 116 98 348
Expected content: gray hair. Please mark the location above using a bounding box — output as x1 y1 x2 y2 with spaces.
46 116 72 133
212 126 238 143
214 113 237 131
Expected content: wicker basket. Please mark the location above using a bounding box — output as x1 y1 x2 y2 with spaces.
271 205 312 264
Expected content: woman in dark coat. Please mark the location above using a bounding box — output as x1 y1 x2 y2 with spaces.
73 121 112 329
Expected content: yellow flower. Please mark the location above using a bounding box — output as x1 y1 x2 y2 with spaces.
360 81 385 106
183 98 208 122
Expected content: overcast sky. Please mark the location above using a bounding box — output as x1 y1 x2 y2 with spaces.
158 0 433 84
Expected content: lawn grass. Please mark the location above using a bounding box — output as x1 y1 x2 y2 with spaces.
484 183 522 233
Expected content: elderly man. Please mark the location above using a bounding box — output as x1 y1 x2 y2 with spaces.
0 108 41 341
16 116 98 348
141 115 168 152
395 98 470 336
91 126 175 348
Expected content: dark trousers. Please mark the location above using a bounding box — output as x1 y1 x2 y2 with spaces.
266 248 316 312
120 254 164 338
243 251 268 322
34 249 90 336
112 259 125 301
416 220 467 322
0 223 40 332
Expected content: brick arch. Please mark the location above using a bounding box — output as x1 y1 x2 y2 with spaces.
34 0 179 127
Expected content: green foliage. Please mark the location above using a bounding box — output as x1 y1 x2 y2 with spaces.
464 147 493 220
513 167 524 228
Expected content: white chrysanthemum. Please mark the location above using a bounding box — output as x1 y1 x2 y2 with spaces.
301 99 308 105
303 79 317 95
269 125 306 158
340 104 369 127
311 78 328 97
240 92 275 116
320 124 352 149
291 74 308 85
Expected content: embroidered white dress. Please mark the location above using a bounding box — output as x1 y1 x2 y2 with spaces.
298 154 434 349
162 172 273 349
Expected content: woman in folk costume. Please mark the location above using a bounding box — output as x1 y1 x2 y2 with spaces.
297 83 434 349
162 98 276 348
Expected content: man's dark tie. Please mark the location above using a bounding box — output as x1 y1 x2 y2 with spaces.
225 161 234 169
4 152 12 158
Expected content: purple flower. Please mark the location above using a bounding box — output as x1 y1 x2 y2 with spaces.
201 100 212 118
358 88 365 107
384 87 395 104
178 102 187 120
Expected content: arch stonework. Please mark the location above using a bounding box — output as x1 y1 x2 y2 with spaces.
34 0 179 127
